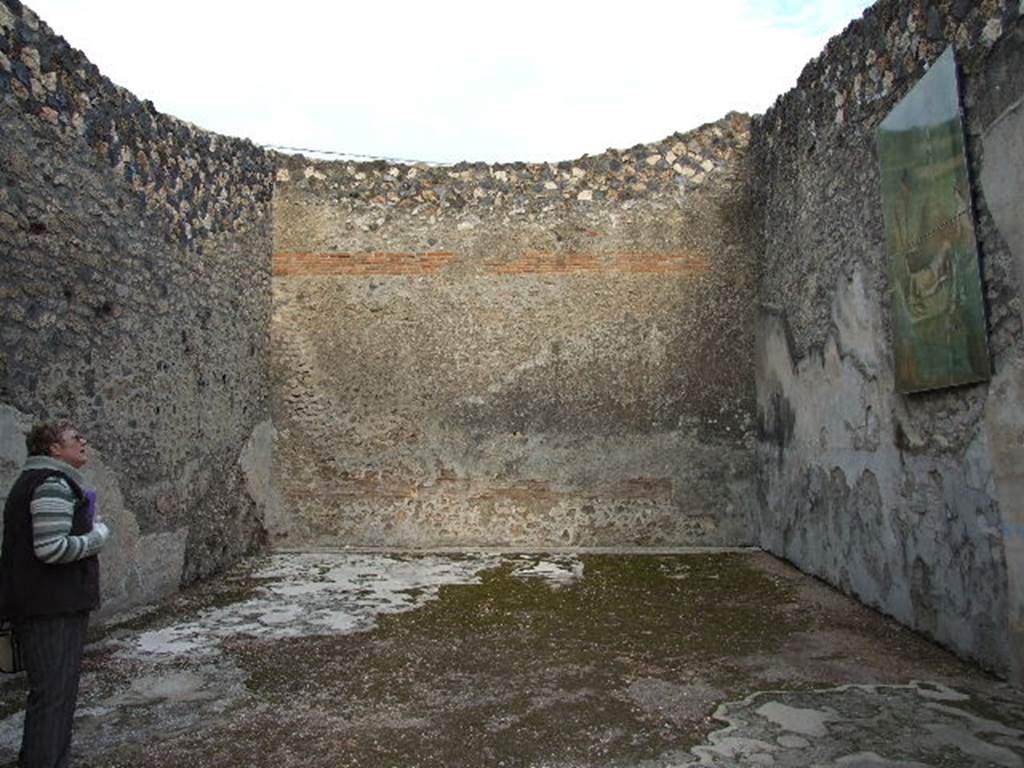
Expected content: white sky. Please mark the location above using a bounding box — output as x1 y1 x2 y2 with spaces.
26 0 874 164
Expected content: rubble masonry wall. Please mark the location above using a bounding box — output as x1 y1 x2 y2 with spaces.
0 0 276 614
272 114 759 547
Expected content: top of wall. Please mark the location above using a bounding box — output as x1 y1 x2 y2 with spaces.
273 112 751 218
6 0 750 227
0 0 272 248
750 0 1023 361
760 0 1020 140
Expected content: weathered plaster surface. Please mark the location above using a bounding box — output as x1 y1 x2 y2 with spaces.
80 450 189 617
755 271 1009 667
238 419 287 541
984 362 1024 682
980 102 1024 297
128 552 501 655
0 404 31 513
978 18 1024 298
693 682 1024 766
751 1 1024 678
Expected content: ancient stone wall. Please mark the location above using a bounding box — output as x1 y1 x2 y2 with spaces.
272 113 758 547
751 0 1024 679
0 0 276 614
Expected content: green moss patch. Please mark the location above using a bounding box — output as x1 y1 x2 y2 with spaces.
229 552 805 767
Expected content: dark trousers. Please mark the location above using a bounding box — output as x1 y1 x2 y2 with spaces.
13 612 89 768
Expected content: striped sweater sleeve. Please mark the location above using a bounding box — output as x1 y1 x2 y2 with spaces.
30 477 110 564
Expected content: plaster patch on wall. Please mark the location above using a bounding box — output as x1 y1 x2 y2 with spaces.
983 359 1024 683
81 451 188 617
755 270 1009 668
238 419 285 540
756 270 889 482
0 404 32 520
832 269 884 381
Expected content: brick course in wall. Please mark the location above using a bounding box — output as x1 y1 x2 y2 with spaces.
273 250 712 277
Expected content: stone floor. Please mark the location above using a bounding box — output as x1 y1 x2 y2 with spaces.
0 549 1021 767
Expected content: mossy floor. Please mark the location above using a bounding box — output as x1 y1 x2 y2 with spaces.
0 550 1020 767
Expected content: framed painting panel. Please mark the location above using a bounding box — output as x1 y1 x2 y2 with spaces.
878 47 990 394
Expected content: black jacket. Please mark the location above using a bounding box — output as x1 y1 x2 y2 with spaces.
0 467 101 619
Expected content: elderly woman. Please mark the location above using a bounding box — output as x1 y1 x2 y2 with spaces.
0 420 111 768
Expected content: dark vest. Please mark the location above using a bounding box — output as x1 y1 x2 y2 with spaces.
0 467 100 619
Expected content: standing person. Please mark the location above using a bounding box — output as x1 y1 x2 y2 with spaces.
0 420 111 768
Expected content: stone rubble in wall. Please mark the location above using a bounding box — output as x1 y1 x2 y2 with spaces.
750 0 1020 360
759 0 1020 139
2 0 275 594
273 112 751 216
0 0 272 248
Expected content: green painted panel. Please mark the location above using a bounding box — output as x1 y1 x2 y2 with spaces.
878 47 990 394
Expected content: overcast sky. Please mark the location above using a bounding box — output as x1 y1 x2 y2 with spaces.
26 0 874 164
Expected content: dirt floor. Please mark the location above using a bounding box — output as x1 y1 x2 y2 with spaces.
0 549 1021 767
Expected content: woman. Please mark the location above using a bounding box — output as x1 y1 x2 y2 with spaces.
0 420 111 768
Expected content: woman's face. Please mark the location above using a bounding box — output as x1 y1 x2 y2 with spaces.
49 428 88 468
